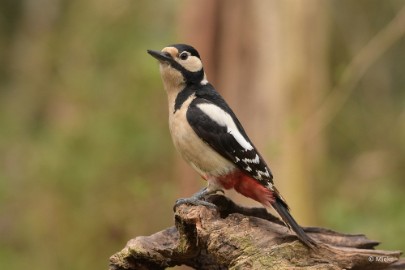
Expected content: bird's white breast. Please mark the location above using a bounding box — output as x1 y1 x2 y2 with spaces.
168 95 235 178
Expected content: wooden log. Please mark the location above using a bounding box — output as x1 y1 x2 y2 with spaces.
110 195 404 270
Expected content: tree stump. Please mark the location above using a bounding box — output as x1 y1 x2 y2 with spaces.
109 194 404 269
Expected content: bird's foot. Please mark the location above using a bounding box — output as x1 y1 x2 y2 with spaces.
174 197 217 209
173 187 224 211
193 187 224 198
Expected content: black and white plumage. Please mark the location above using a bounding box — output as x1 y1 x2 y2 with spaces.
186 85 273 185
147 44 315 247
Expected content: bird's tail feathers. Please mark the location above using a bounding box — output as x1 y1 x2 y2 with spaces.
271 193 316 248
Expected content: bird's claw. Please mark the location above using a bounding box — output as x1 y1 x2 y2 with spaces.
172 187 224 211
173 197 217 211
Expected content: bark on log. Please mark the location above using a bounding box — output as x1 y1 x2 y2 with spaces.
109 195 404 270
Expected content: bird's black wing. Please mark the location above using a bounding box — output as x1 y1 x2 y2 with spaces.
186 95 273 187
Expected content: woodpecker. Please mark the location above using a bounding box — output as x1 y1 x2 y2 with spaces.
147 44 315 247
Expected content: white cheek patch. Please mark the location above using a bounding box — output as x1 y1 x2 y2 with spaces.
179 56 203 72
197 103 253 151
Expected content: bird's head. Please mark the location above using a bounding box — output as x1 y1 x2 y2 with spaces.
147 44 207 87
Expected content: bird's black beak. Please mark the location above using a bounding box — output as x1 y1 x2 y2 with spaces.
147 50 173 64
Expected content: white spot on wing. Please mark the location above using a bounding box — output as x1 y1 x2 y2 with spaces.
242 154 260 164
257 167 270 178
197 103 253 151
251 167 271 181
266 182 274 189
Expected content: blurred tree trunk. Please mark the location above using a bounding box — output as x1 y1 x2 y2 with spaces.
177 0 329 225
6 0 61 129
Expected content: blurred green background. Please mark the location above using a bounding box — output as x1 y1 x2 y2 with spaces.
0 0 404 269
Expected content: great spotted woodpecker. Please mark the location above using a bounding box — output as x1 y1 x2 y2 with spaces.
147 44 315 247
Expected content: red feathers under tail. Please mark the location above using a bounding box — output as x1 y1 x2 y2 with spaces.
223 171 316 247
271 195 316 248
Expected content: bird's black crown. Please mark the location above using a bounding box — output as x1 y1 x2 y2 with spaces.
170 44 201 59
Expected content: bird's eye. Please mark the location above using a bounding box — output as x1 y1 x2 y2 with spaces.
179 52 189 60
